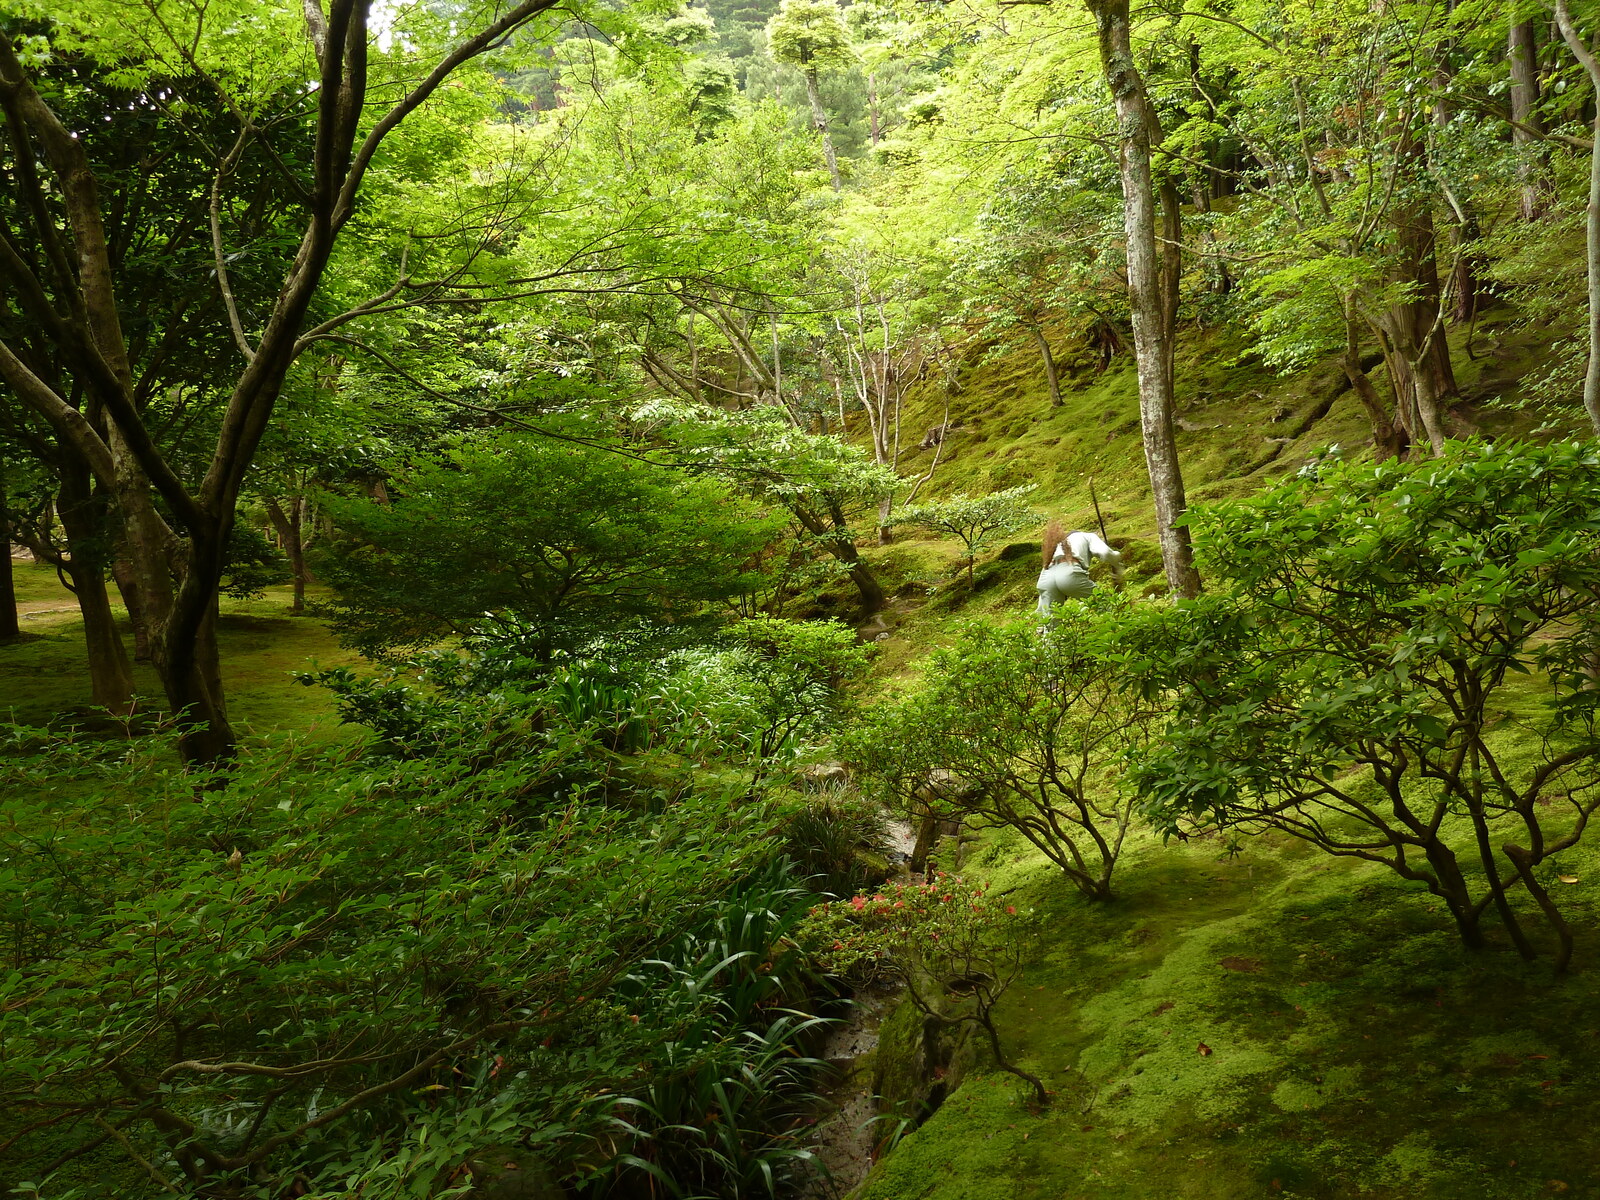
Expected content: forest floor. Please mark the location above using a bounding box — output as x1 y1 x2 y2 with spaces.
852 821 1600 1200
2 560 361 736
827 315 1600 1199
16 545 1600 1199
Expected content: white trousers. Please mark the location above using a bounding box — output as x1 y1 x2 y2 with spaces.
1037 563 1093 616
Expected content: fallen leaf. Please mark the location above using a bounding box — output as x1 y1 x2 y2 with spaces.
1546 1182 1569 1194
1558 875 1579 884
1198 1042 1213 1057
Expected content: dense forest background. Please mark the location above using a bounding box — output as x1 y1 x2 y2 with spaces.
7 0 1600 1197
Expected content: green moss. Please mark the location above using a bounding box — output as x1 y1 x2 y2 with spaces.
851 733 1600 1200
2 562 361 737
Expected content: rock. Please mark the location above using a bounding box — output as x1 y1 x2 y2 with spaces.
800 761 850 790
856 613 893 643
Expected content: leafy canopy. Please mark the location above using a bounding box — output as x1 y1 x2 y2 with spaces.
766 0 856 74
317 432 783 657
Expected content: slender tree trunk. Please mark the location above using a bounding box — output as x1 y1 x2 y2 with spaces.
1555 0 1600 436
1431 42 1483 325
1031 326 1063 407
1443 204 1482 326
1378 127 1458 455
0 462 17 640
0 0 567 766
867 70 881 147
265 496 310 615
976 1014 1050 1109
910 800 939 873
1423 840 1484 950
1086 0 1200 598
1504 843 1574 973
73 564 135 713
1466 802 1535 961
1187 40 1231 295
803 66 842 192
108 431 178 670
795 501 886 612
1341 312 1407 461
56 470 134 713
1509 20 1548 222
158 530 234 763
110 555 150 660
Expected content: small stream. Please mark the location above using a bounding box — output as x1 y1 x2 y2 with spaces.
804 984 904 1198
802 817 919 1198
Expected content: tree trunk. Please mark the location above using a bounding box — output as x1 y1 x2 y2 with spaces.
1509 21 1548 222
976 1014 1050 1109
803 66 842 192
156 531 235 764
1423 839 1484 950
867 70 881 147
1031 326 1063 407
1337 305 1401 464
0 0 569 766
1555 0 1600 436
108 430 176 666
110 555 150 660
1431 47 1483 325
1086 0 1200 599
1341 320 1407 462
0 462 17 640
909 801 939 873
56 470 134 713
1377 126 1457 455
843 551 886 611
1504 843 1574 973
265 496 310 615
795 501 886 612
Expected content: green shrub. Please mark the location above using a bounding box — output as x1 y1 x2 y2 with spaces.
1125 439 1600 967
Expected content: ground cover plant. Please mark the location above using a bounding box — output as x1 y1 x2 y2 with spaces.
849 825 1600 1200
0 618 884 1199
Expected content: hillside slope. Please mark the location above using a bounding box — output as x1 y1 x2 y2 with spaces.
829 307 1578 674
831 314 1600 1199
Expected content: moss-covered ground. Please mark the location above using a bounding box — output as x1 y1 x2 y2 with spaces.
855 820 1600 1200
2 561 361 737
834 316 1600 1198
835 309 1584 653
